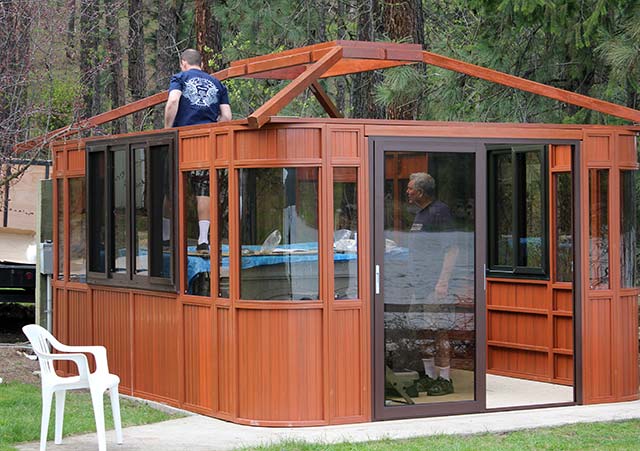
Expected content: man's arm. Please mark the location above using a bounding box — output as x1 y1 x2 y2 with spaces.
218 104 232 122
164 90 182 128
435 245 459 299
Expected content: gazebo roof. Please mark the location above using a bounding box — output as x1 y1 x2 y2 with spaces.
17 40 640 151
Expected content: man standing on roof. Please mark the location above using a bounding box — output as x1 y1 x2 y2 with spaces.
164 49 232 253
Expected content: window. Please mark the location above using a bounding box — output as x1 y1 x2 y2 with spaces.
589 169 609 290
621 170 638 288
184 169 212 297
239 167 319 300
333 167 358 299
217 169 229 298
69 178 86 282
554 172 572 282
56 178 64 280
86 132 177 291
488 145 548 277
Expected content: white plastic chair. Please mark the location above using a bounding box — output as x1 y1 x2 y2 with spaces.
22 324 123 451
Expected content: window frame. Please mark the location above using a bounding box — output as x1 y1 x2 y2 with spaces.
86 132 178 292
488 144 549 278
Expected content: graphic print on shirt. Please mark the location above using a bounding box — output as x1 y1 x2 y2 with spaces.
183 77 219 107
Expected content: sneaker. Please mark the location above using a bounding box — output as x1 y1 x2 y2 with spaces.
417 375 436 393
426 377 454 396
196 242 210 254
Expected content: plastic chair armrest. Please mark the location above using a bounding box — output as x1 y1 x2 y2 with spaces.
50 344 110 374
38 352 90 379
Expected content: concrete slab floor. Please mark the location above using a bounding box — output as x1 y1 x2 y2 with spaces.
15 399 640 451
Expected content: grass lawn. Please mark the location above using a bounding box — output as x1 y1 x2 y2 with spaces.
0 382 181 451
241 419 640 451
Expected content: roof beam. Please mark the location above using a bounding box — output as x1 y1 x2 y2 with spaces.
247 46 343 128
422 50 640 123
309 81 342 118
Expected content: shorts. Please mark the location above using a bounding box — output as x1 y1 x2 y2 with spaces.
189 169 210 197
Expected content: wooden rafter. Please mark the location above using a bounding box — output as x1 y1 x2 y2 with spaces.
309 81 343 118
15 39 640 152
421 50 640 123
247 46 343 128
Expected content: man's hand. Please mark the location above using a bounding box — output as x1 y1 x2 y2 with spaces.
164 90 182 128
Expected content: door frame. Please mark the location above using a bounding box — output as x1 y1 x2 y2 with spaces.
370 137 487 420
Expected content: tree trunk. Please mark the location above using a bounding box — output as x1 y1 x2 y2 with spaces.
105 0 127 134
194 0 221 73
79 0 101 120
155 0 178 128
382 0 421 120
128 0 147 130
352 0 382 119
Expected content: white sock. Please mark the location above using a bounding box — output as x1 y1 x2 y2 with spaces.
198 220 210 245
162 218 170 241
436 366 450 381
422 358 436 379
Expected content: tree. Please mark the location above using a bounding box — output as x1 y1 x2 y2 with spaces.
128 0 147 130
195 0 222 72
105 0 128 134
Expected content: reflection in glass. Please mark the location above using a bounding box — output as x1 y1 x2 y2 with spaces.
554 173 572 282
88 152 105 273
589 169 609 290
57 178 64 280
334 168 358 299
148 145 171 279
111 148 127 274
69 178 86 282
517 151 543 269
133 147 148 275
184 169 211 296
493 152 512 267
383 152 475 405
218 169 229 297
239 168 319 300
621 170 637 288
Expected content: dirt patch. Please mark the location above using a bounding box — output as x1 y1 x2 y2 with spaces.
0 346 39 385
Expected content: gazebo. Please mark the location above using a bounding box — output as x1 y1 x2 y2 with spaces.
39 41 638 425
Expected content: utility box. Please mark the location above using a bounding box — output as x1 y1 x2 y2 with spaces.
38 241 53 275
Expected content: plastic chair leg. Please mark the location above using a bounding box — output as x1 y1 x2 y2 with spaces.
54 390 66 444
40 388 53 451
90 388 107 451
109 386 123 444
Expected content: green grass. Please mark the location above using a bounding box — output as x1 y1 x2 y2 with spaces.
239 419 640 451
0 382 180 451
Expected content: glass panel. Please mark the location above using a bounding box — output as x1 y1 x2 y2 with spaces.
493 152 512 267
621 170 637 288
334 167 358 299
589 169 609 290
88 152 105 273
111 148 127 274
69 178 86 282
133 147 148 275
148 145 172 279
516 151 543 269
239 167 319 300
218 169 229 298
185 169 210 296
57 178 64 280
554 172 572 282
384 152 475 405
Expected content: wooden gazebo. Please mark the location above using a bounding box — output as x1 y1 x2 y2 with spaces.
41 41 638 425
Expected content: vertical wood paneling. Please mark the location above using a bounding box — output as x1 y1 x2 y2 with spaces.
488 348 548 378
554 317 573 350
180 133 211 167
617 134 637 167
554 354 573 382
216 306 233 416
235 128 321 160
330 309 362 420
553 290 572 312
584 298 613 400
215 133 230 161
67 290 91 346
329 128 360 159
133 293 180 404
585 134 611 164
183 304 213 412
93 289 132 391
53 288 69 374
550 145 572 170
237 308 323 423
67 149 85 173
618 295 638 398
489 311 547 347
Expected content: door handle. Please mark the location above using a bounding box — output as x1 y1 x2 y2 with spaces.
375 264 380 295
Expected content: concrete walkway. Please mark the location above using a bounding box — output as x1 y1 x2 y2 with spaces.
17 400 640 451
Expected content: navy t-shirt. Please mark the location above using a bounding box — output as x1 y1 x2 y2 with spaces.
408 200 455 298
168 69 229 127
